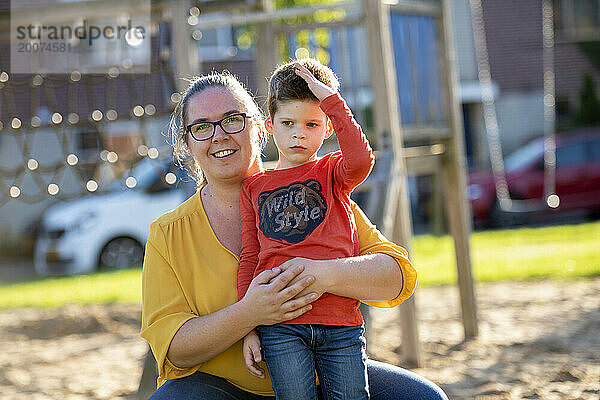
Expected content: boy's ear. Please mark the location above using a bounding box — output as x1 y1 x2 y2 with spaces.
325 119 334 139
264 117 274 135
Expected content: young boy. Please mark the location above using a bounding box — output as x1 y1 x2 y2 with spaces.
237 58 375 400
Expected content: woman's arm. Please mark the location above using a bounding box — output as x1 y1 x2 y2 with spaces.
167 266 317 368
280 202 417 306
141 222 317 374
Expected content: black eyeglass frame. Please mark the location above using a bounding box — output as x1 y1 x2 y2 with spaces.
185 113 250 141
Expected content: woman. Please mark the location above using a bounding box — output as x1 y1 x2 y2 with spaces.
141 72 448 399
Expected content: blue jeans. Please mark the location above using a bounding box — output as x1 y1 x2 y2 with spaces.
148 360 449 400
257 324 368 400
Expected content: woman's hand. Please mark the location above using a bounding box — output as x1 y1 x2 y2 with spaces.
277 254 404 302
294 62 336 101
167 265 318 369
241 265 318 326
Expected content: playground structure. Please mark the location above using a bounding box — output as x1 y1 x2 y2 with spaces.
0 0 478 389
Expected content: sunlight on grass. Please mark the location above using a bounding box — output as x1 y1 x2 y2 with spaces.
413 221 600 286
0 269 141 309
1 221 599 309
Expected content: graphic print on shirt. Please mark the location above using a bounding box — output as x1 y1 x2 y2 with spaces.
257 179 327 243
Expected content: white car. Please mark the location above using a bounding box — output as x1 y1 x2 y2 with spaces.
34 159 188 275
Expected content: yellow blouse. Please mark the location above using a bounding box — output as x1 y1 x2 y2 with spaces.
140 190 417 395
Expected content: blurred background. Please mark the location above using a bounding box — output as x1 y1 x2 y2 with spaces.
0 1 599 399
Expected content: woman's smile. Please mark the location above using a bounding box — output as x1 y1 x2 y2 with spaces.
212 149 237 159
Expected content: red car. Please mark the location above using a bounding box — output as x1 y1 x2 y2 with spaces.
468 129 600 227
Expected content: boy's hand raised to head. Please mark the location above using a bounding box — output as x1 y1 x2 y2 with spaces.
294 62 336 102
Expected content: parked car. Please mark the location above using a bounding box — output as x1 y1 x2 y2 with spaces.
468 129 600 228
34 159 188 275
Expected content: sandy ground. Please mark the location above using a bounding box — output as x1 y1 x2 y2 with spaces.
1 278 599 400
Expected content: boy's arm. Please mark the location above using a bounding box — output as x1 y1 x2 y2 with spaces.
278 201 416 307
293 62 374 190
238 181 261 301
320 93 375 191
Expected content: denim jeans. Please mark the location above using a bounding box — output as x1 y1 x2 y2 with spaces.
257 323 368 400
148 360 448 400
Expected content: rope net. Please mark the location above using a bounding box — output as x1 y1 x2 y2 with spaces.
0 20 178 208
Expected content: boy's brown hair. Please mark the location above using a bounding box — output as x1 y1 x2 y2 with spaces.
267 58 340 118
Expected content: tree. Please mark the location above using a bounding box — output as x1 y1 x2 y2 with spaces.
576 74 600 126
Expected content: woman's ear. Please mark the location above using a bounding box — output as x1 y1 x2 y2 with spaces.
251 119 263 142
264 117 274 135
325 119 334 139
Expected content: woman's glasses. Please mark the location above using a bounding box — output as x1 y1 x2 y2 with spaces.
185 113 249 141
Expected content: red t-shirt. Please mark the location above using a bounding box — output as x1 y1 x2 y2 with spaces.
238 93 374 326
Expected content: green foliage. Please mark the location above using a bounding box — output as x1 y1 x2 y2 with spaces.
576 74 600 126
236 27 257 50
579 41 600 71
273 0 348 26
233 0 345 65
272 0 346 63
274 0 346 10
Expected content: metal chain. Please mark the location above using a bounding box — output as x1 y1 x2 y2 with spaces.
468 0 557 212
542 0 558 209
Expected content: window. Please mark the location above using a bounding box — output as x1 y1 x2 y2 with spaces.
555 96 572 122
74 127 101 164
555 0 600 40
196 24 236 62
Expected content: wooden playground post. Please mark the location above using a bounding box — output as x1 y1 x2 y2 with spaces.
438 0 478 338
255 0 277 103
365 0 422 368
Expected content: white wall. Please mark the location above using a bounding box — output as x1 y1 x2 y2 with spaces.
495 90 545 154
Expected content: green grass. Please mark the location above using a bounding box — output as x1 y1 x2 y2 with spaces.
1 221 599 309
413 220 600 286
0 269 141 309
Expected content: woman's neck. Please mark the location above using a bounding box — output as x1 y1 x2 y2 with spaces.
200 181 243 256
201 181 241 209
